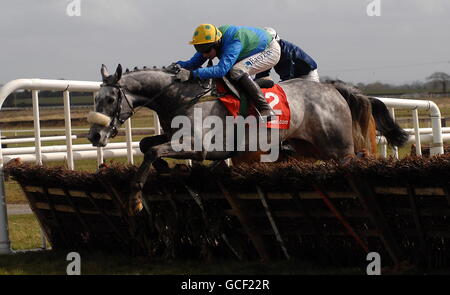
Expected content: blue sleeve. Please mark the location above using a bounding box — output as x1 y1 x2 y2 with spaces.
284 40 317 70
177 52 206 70
192 40 242 79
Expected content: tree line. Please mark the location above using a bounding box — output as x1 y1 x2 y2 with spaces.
322 72 450 95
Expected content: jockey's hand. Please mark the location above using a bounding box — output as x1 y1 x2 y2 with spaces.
166 62 181 73
175 68 193 82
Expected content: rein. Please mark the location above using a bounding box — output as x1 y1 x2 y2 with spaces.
172 84 212 116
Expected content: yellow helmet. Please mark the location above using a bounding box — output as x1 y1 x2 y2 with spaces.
189 24 222 45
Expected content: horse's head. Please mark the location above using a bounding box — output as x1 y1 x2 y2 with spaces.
87 64 134 147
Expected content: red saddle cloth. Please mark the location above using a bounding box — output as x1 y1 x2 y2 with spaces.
217 81 291 130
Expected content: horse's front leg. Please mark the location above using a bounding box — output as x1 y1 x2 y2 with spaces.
129 142 205 215
139 134 171 173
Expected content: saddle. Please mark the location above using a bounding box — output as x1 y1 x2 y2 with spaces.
210 75 275 117
220 75 275 98
194 75 290 129
205 58 275 98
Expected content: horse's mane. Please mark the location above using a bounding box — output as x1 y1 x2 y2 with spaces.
324 79 363 95
122 66 174 76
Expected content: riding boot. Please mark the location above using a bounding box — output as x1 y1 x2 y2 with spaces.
237 73 276 122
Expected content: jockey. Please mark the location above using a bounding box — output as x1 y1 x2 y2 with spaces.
174 24 280 121
256 27 319 82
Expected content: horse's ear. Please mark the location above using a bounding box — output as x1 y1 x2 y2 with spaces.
115 64 122 82
105 64 122 85
101 64 110 81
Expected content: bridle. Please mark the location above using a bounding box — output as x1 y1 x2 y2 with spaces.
105 84 135 138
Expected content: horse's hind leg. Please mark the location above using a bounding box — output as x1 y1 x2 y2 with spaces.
368 116 378 156
307 125 355 162
323 141 355 161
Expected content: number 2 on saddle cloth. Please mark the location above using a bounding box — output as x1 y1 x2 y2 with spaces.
214 79 291 129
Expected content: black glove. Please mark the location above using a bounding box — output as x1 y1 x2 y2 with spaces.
175 68 193 82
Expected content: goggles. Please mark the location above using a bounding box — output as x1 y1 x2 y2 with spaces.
194 43 215 54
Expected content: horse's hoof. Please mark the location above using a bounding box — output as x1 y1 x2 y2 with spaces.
128 190 143 215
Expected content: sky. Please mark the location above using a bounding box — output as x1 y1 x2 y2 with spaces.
0 0 449 85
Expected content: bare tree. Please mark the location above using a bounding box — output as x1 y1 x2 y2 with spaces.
426 72 450 93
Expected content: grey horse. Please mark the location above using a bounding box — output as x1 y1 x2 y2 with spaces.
87 64 406 214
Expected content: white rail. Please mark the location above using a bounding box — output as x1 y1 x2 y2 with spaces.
2 142 140 156
375 97 445 157
0 127 155 134
1 135 77 144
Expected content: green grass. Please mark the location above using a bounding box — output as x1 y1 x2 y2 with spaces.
7 214 43 251
5 181 28 204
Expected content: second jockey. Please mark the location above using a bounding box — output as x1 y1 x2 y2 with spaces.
256 27 319 82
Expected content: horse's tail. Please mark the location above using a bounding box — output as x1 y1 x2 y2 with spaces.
327 80 373 153
369 97 409 147
328 80 409 151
